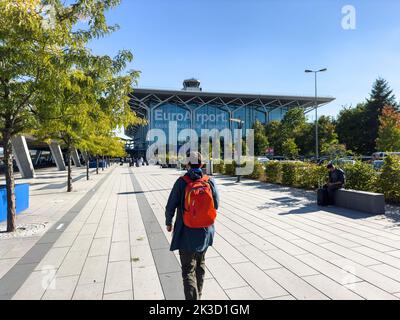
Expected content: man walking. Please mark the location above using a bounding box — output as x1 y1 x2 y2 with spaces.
165 151 219 300
323 163 345 205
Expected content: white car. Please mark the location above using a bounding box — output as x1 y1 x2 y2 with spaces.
257 157 270 164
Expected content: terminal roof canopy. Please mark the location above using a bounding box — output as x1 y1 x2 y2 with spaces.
129 87 335 114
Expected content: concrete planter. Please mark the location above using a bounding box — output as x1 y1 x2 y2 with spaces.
0 183 30 222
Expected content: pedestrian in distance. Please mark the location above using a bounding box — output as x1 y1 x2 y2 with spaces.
165 151 219 300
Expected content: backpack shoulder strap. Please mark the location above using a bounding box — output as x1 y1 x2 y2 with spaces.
182 175 192 184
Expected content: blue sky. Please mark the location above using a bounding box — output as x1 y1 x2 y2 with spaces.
88 0 400 119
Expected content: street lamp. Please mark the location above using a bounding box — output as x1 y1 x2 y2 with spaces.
230 118 244 183
305 68 327 160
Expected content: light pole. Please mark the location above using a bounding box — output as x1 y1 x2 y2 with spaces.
305 68 327 160
230 118 244 183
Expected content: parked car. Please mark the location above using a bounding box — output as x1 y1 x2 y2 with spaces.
256 157 270 164
271 156 286 161
373 160 384 171
372 151 400 160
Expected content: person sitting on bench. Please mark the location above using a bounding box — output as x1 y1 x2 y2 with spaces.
324 163 345 205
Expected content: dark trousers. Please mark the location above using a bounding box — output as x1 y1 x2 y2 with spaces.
179 250 207 300
323 184 342 205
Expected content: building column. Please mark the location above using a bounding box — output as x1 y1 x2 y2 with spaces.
71 148 81 167
49 142 66 171
11 136 36 179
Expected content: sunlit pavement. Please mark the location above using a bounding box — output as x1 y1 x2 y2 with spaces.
1 165 400 300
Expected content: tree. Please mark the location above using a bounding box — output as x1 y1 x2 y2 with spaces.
265 120 281 154
0 0 131 231
282 138 299 159
363 78 398 153
321 143 348 159
376 105 400 152
336 104 367 154
253 120 268 156
0 0 70 232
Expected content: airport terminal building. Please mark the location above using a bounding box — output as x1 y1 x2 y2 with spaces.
128 79 335 156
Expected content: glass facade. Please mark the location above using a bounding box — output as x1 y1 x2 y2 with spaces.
128 86 335 155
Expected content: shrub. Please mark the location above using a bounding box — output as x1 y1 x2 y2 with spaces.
265 161 282 184
295 162 327 189
379 155 400 204
342 161 378 192
281 161 301 186
245 160 265 180
223 161 236 176
212 160 224 174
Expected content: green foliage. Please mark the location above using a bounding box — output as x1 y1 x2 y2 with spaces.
379 155 400 204
223 162 236 176
253 120 269 156
376 105 400 152
213 160 225 174
342 161 378 192
265 161 282 184
281 138 299 159
321 143 348 159
281 161 300 186
337 78 398 155
245 160 265 180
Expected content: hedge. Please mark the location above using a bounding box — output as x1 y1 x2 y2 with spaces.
214 156 400 205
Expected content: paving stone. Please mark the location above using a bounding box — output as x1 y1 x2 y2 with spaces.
352 246 400 269
70 234 93 253
79 223 98 236
303 274 363 300
130 244 156 268
370 264 400 282
11 270 50 300
103 290 133 300
158 272 185 300
88 237 111 257
79 255 108 285
233 262 288 299
104 261 132 294
213 236 248 264
267 295 296 300
225 286 262 300
206 257 247 290
57 250 87 277
235 244 281 270
109 241 131 262
53 231 79 248
42 275 79 300
0 258 19 279
35 247 70 271
151 248 181 274
132 265 164 300
112 223 130 242
73 283 104 300
241 233 277 251
331 258 400 293
266 249 319 277
344 281 398 300
201 278 229 300
264 268 329 300
295 254 362 285
320 243 381 266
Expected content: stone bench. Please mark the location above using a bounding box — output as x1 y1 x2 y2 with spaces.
333 189 385 215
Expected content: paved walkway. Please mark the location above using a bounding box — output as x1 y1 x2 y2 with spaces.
1 165 400 300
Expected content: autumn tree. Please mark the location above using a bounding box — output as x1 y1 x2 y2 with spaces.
376 105 400 152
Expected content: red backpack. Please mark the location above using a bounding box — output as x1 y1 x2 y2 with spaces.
182 175 217 228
